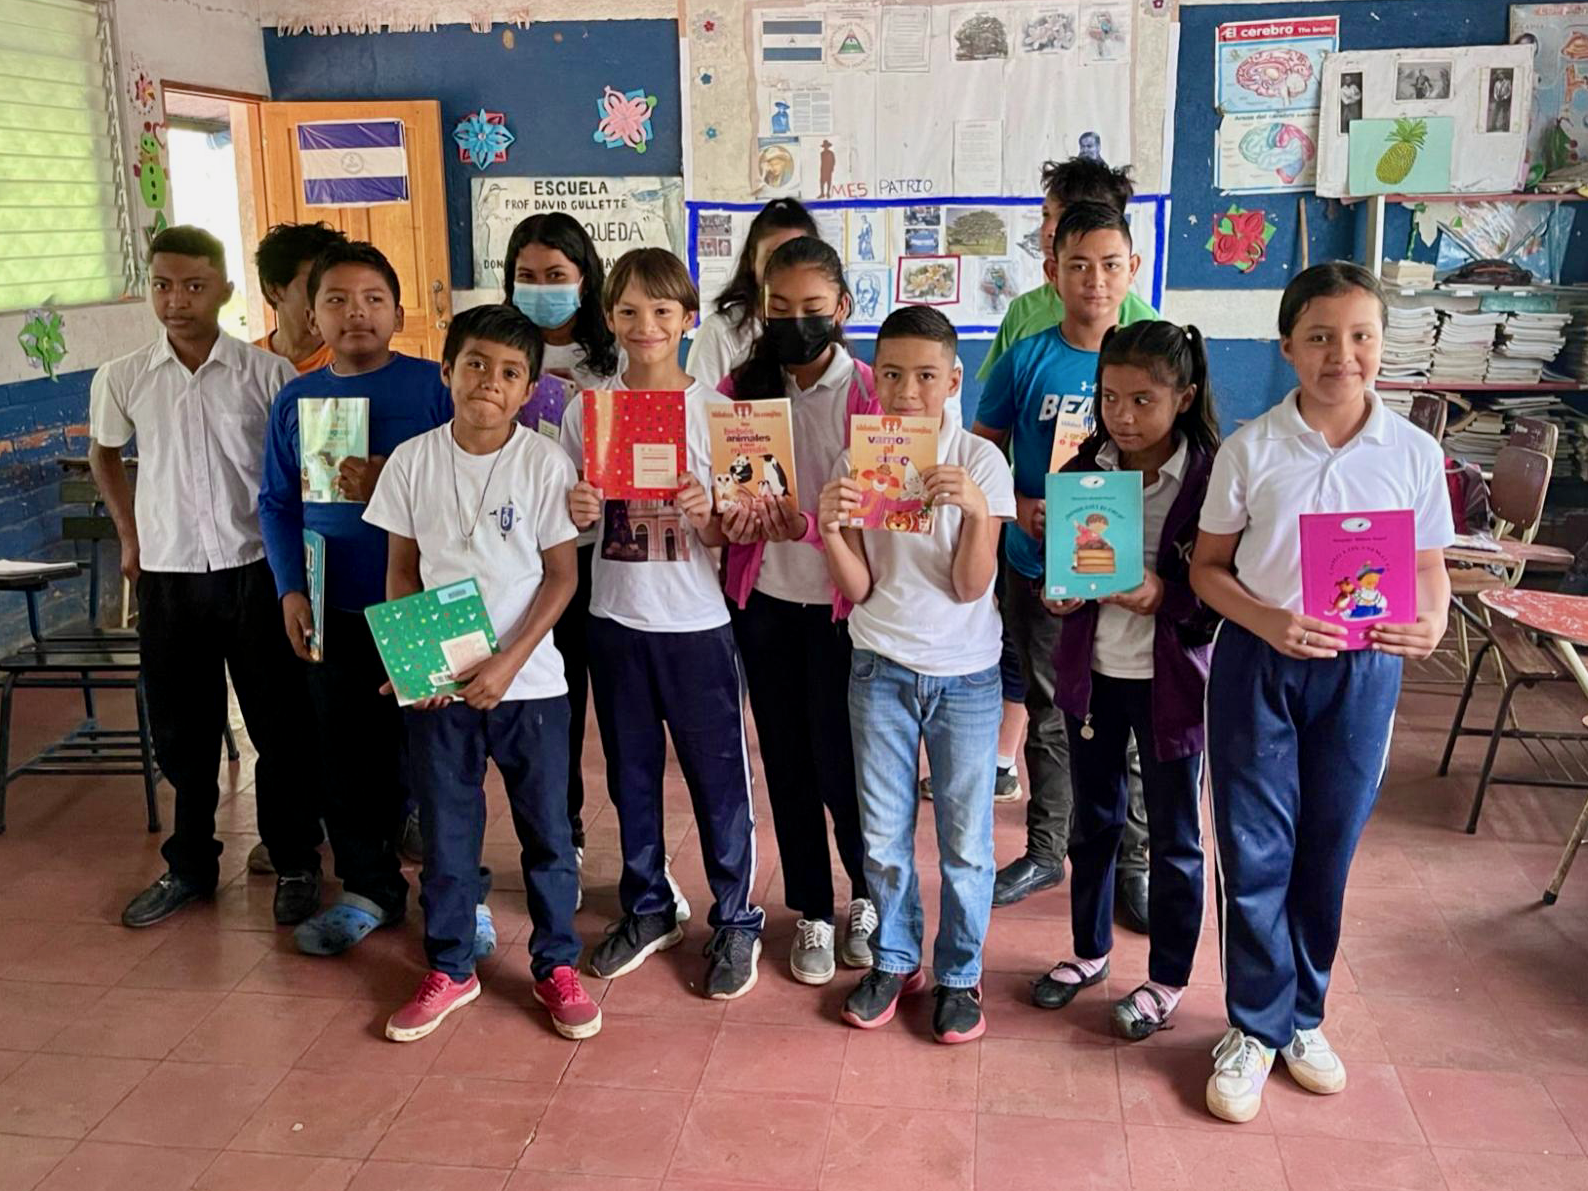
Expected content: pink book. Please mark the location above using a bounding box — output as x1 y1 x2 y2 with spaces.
1298 509 1417 651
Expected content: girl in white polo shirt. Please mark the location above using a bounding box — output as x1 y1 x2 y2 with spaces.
1190 262 1454 1123
817 305 1016 1045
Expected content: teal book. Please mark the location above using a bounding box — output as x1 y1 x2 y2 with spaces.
364 579 500 707
303 528 325 663
1044 471 1145 600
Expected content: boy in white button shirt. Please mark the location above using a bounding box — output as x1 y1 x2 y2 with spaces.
364 303 599 1043
90 226 323 930
817 306 1016 1044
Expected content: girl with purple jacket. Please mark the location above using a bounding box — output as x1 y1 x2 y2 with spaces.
1032 320 1219 1040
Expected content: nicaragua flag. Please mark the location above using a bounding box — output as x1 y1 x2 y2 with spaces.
296 120 410 207
761 18 825 62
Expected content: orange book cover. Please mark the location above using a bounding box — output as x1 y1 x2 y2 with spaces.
708 398 798 513
583 389 686 501
848 413 938 533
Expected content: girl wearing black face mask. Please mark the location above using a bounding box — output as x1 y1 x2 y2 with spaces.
716 237 881 987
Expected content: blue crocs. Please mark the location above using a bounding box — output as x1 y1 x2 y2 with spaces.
294 893 397 956
472 902 497 962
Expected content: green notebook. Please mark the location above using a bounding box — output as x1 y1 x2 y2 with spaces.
364 579 499 707
303 528 325 663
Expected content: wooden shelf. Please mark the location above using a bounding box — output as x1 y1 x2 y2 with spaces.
1379 380 1582 392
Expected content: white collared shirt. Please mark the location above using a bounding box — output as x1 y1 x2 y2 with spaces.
1199 388 1454 612
1092 436 1188 679
90 332 295 573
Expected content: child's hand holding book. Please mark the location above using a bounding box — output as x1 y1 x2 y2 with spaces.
568 481 603 530
282 591 316 662
818 478 863 536
1102 572 1165 617
675 474 714 531
336 454 387 502
923 465 988 522
756 495 806 542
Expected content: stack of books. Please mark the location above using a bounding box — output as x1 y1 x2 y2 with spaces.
1487 312 1573 384
1430 311 1505 383
1383 259 1437 288
1381 305 1440 381
1443 408 1508 468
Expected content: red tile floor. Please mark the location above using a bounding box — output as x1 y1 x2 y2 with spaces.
1 673 1588 1190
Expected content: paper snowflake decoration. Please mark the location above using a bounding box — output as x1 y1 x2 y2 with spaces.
17 308 66 381
593 86 657 154
452 109 515 171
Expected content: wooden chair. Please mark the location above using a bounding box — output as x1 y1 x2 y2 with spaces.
1509 416 1560 457
1409 393 1448 442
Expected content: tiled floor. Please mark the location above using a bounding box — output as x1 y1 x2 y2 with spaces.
2 672 1588 1190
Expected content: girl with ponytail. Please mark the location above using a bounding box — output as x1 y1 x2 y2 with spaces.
1030 319 1220 1043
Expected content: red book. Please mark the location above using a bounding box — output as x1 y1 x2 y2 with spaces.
582 389 687 500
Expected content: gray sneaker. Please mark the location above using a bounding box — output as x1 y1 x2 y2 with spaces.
790 918 836 985
993 766 1022 802
841 898 878 968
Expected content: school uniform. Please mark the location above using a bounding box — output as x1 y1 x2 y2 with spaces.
977 326 1148 874
687 310 758 396
717 348 871 924
259 354 452 919
364 423 581 980
1052 438 1215 987
1199 389 1453 1049
840 417 1016 988
560 381 762 933
89 333 323 889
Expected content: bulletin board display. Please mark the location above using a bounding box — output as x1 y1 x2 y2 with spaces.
687 193 1165 335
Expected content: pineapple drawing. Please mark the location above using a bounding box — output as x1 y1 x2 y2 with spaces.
1376 118 1428 186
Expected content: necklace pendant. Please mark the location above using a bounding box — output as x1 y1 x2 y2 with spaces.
463 536 473 552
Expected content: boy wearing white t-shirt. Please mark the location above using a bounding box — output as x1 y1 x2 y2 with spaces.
817 306 1017 1044
364 304 600 1044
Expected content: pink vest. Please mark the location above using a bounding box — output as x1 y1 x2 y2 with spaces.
719 360 879 620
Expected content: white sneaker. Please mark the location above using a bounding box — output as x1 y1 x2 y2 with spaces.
790 918 836 985
665 856 692 925
1206 1027 1276 1123
1281 1027 1347 1094
575 846 584 913
841 898 878 968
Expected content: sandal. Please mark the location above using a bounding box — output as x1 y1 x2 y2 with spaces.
294 893 401 956
1112 981 1177 1041
1033 958 1109 1010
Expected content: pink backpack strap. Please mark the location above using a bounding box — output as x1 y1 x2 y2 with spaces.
844 361 879 440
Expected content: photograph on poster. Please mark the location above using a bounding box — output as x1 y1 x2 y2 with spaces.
945 207 1009 255
905 228 941 255
951 9 1011 61
699 212 732 237
898 256 961 305
1487 68 1515 133
1396 61 1452 102
904 205 942 227
1022 7 1077 54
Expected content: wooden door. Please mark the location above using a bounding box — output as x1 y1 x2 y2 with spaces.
258 100 451 360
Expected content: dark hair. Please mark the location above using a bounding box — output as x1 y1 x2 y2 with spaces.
728 236 851 401
876 304 958 356
500 212 619 377
254 222 347 301
1039 156 1135 212
307 240 401 307
603 247 700 314
1080 320 1220 458
1053 201 1132 257
148 225 227 277
1277 261 1387 337
442 303 543 377
713 199 820 329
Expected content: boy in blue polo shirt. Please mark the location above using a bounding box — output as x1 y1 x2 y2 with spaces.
259 239 452 955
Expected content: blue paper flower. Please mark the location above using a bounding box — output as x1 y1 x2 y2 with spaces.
705 126 719 140
453 109 515 171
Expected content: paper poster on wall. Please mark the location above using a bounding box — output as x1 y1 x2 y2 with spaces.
951 9 1011 61
1080 4 1129 64
756 136 801 196
944 207 1009 256
975 258 1018 316
1347 116 1454 196
850 264 892 321
1213 16 1336 195
827 8 876 68
880 4 932 71
812 207 846 250
952 119 1004 194
1215 112 1319 193
846 209 888 264
471 176 685 291
898 255 961 305
760 10 825 64
1509 5 1588 176
1021 6 1078 56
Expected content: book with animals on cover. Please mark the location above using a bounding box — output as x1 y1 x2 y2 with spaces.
1299 509 1416 650
847 413 938 533
364 578 500 707
1043 471 1144 599
299 397 369 503
582 389 686 501
708 398 798 513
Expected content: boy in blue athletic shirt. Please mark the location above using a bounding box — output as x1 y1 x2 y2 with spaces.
259 239 452 955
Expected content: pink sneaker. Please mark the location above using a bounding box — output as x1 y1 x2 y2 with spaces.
533 964 603 1040
385 970 480 1042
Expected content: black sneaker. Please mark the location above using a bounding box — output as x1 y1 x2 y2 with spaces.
121 872 211 928
992 855 1064 907
932 984 986 1044
841 967 926 1029
588 910 683 979
273 869 321 926
703 927 761 1000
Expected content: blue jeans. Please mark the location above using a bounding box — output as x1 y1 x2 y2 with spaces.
848 648 1002 988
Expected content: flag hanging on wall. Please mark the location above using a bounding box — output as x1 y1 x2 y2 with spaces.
295 119 410 207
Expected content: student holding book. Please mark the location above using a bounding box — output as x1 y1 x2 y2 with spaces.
260 240 452 955
564 248 764 1000
365 303 600 1042
716 236 877 986
1033 320 1218 1040
974 202 1151 914
687 198 819 393
1190 262 1453 1123
818 306 1015 1044
93 226 324 930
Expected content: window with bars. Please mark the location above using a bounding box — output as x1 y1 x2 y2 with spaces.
0 0 135 311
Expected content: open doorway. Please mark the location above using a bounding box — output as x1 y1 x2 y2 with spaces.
160 85 266 340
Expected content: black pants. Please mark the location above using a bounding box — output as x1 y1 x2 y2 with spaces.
551 542 596 848
732 590 867 922
1065 673 1204 987
138 562 321 888
305 605 409 917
